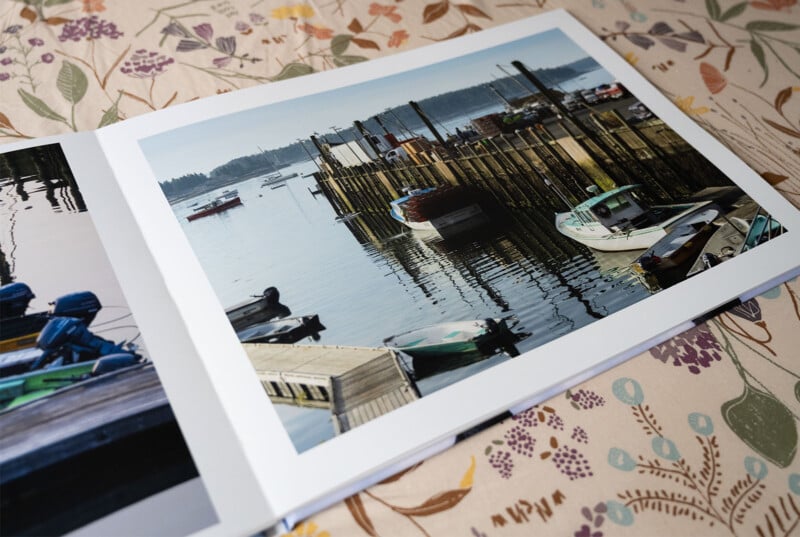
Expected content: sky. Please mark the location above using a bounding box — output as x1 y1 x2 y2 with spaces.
140 29 598 181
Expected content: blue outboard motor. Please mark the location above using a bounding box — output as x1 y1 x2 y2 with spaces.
0 282 36 319
31 316 129 370
49 291 101 324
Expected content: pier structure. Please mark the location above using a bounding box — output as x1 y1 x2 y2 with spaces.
244 343 420 434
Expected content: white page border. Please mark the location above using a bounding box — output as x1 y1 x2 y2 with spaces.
92 9 800 530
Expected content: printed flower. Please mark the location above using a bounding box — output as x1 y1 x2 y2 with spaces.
194 23 214 42
0 73 9 81
235 21 252 34
28 38 44 47
82 0 106 12
649 323 721 374
59 16 123 41
0 46 5 54
504 425 536 457
161 21 190 38
213 56 232 68
281 521 330 537
41 53 54 64
249 13 265 24
271 4 315 19
297 23 333 40
369 3 402 22
4 25 22 35
488 449 514 479
0 58 11 66
120 49 175 78
700 62 727 94
674 95 709 115
388 29 409 48
750 0 796 9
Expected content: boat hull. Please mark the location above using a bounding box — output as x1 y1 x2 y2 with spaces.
236 314 325 344
393 204 485 233
383 319 511 359
187 196 242 221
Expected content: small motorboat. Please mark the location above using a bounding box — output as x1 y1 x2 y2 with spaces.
389 185 486 235
631 205 721 290
187 193 243 221
224 287 291 332
0 283 101 353
383 318 518 359
555 185 712 252
236 314 326 344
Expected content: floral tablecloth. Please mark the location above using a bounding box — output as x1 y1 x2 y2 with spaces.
2 1 798 535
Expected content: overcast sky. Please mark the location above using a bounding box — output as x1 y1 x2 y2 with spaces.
140 29 598 181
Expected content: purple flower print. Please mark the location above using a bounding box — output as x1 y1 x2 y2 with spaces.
28 38 44 47
161 21 190 38
4 25 22 35
41 53 54 64
193 23 214 42
120 49 174 78
0 58 11 66
0 73 9 81
649 323 722 374
59 16 123 42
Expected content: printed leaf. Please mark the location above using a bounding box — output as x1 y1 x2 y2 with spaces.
763 118 800 138
272 62 315 80
460 456 476 488
625 34 655 49
774 86 793 113
0 112 15 130
700 61 727 94
17 89 66 122
344 494 378 537
44 17 71 25
442 25 470 40
97 103 119 128
176 39 206 52
57 61 88 104
423 0 449 24
392 489 470 516
761 171 789 185
706 0 722 20
749 40 768 86
675 30 705 43
746 21 799 31
378 462 423 484
20 6 37 23
348 18 364 34
216 36 236 55
615 21 630 32
456 4 491 19
44 0 73 5
351 37 380 50
331 34 352 56
333 55 368 67
719 2 748 22
648 22 673 35
659 37 687 52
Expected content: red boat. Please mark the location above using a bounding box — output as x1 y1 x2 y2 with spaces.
187 194 242 221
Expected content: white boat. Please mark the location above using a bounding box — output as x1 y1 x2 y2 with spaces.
389 186 485 234
383 318 512 358
555 185 710 252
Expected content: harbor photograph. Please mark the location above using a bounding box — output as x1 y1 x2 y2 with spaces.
139 27 785 453
0 144 212 535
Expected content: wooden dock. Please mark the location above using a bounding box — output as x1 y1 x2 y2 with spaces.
0 364 197 535
244 343 420 434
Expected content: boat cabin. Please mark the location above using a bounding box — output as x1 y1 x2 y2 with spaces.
574 185 649 230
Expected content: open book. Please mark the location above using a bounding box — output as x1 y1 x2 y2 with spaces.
2 10 799 536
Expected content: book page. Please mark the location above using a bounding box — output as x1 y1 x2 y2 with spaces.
93 10 800 529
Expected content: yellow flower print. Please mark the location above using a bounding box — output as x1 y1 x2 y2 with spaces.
674 96 709 115
624 51 639 66
281 521 330 537
271 4 316 19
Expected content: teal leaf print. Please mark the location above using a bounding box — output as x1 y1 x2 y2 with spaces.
57 61 88 105
706 0 722 20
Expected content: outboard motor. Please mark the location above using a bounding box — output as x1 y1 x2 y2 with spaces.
30 316 129 370
0 282 36 319
49 291 101 324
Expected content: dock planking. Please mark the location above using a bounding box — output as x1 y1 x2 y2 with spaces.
244 343 420 434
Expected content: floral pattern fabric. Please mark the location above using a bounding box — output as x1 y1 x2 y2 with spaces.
1 1 798 535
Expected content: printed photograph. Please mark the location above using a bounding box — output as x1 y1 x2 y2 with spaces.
0 143 214 535
139 28 785 453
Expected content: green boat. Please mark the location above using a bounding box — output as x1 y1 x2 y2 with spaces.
0 361 97 411
383 319 515 358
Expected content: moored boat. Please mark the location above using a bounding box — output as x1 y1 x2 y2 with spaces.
383 318 517 358
225 287 291 332
236 314 326 344
187 194 243 221
390 185 486 235
555 185 711 252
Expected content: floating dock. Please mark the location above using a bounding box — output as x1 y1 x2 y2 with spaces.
244 343 420 434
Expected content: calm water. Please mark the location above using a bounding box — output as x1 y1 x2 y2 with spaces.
173 159 650 451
